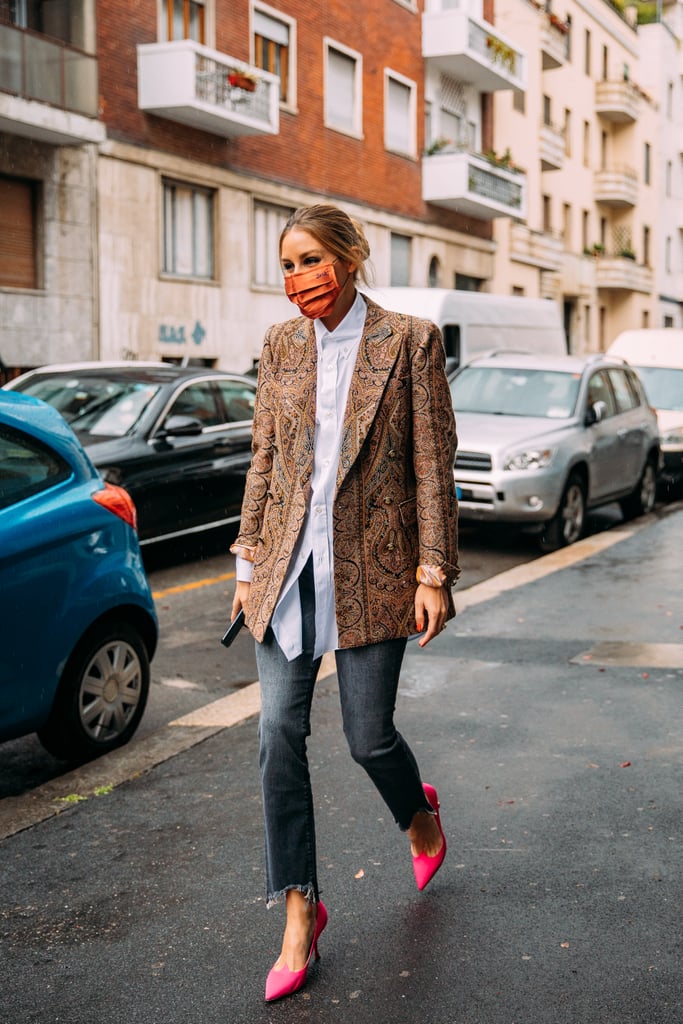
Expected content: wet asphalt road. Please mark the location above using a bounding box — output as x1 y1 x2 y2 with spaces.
0 504 681 1023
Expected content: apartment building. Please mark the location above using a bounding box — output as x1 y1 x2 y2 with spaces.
492 0 683 352
1 0 530 372
1 1 679 373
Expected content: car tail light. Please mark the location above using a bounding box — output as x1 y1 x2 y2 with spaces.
92 482 138 531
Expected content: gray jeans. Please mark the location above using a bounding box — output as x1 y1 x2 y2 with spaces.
255 557 432 907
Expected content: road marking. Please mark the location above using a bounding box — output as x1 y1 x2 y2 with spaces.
455 527 634 613
152 571 235 600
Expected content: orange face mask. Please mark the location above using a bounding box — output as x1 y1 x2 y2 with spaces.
284 261 343 319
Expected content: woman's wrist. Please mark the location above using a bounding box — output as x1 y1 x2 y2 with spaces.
416 565 447 589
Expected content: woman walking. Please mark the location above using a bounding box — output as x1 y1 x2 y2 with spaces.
230 204 459 1002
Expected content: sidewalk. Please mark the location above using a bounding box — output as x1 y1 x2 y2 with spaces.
2 508 681 1024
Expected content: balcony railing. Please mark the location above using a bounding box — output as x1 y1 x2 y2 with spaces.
137 40 279 138
422 146 526 219
594 256 653 293
539 119 565 171
594 166 638 207
422 1 526 92
0 22 103 144
540 12 569 70
510 223 563 270
595 79 640 123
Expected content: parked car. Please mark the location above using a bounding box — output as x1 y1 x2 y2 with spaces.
5 362 257 545
607 329 683 493
0 391 158 760
449 352 661 552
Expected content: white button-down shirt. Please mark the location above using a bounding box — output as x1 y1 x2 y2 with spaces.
237 290 367 660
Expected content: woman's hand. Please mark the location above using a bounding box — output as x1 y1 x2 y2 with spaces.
231 580 252 621
414 583 448 647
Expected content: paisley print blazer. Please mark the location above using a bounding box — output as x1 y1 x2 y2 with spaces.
233 297 460 648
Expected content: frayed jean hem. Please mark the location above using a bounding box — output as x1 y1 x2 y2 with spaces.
266 882 317 910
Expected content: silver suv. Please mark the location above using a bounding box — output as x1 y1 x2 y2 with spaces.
449 353 661 551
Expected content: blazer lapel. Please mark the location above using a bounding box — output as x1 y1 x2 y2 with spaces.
337 301 402 488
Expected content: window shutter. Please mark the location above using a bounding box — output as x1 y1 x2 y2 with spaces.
0 177 37 289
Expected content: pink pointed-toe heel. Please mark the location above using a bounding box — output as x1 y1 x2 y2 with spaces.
412 783 447 891
264 901 328 1002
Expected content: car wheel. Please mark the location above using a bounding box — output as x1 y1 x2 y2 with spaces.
37 619 150 761
619 458 657 520
538 472 586 553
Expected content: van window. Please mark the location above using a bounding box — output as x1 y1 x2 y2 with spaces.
442 325 460 366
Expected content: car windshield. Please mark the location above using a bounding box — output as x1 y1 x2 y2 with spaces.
18 377 161 438
451 366 581 418
633 366 683 412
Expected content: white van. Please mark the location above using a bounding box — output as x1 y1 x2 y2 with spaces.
363 287 567 371
607 329 683 490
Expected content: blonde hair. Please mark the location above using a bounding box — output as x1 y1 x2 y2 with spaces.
279 204 373 286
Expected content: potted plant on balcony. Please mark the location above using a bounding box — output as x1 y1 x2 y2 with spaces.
425 137 454 156
548 12 570 34
485 35 517 74
618 246 636 260
227 69 258 92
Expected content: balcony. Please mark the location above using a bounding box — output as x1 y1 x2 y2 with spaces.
422 148 526 219
540 13 569 70
595 79 639 123
539 119 565 171
422 0 526 92
594 166 638 208
0 23 104 145
594 256 653 293
510 223 563 270
137 40 279 138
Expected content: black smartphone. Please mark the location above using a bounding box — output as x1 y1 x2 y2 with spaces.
221 608 246 648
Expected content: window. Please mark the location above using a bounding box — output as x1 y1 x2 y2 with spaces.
562 203 572 247
600 130 607 170
0 425 70 510
666 236 671 273
216 380 256 423
643 225 650 265
162 0 205 42
0 174 38 290
601 45 608 81
600 217 607 248
162 180 214 279
644 142 651 185
428 256 441 288
564 108 571 156
385 71 416 156
165 382 221 427
253 5 293 105
325 41 362 136
542 94 551 126
513 90 525 114
253 199 295 287
666 161 672 197
542 194 552 233
390 233 411 286
455 274 482 291
582 210 589 251
587 371 616 418
583 120 590 167
584 29 591 76
584 304 591 346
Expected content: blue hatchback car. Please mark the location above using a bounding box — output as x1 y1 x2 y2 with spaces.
0 391 158 761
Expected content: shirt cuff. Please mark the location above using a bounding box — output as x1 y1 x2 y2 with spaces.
235 555 255 583
416 564 447 588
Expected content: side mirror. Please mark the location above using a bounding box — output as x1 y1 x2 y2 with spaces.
586 400 607 426
156 415 203 439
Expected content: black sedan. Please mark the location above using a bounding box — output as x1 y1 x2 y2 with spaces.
5 362 257 545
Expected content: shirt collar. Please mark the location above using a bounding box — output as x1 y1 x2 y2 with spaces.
314 290 367 348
